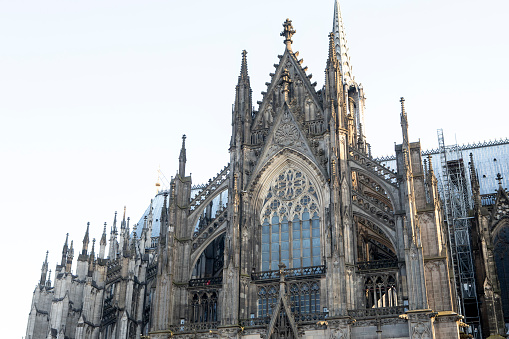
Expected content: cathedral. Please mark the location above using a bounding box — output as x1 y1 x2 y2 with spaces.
25 1 509 339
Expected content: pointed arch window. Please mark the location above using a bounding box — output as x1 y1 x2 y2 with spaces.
261 168 321 271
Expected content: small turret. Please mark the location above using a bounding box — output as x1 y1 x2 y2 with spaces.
40 251 49 286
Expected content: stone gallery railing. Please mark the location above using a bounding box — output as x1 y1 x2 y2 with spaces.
251 265 326 282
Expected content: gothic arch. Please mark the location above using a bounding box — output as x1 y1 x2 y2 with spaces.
491 216 509 239
348 163 400 210
250 149 329 213
188 184 229 231
190 227 226 279
353 212 397 259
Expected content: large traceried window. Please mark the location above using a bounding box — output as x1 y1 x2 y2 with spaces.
261 168 321 271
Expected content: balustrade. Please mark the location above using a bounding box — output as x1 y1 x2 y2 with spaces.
251 265 326 282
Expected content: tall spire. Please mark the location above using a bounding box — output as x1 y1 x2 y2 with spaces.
179 134 187 176
333 0 353 84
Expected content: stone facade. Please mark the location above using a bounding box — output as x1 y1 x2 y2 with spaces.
26 1 475 338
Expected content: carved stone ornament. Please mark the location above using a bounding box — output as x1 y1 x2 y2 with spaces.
275 123 299 147
412 321 431 339
329 327 346 338
275 111 301 147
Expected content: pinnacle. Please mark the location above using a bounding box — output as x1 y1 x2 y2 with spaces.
239 50 249 81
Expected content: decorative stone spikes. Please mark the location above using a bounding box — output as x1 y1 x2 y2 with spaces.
281 18 296 51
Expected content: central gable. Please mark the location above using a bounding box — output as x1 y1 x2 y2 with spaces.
252 49 325 132
248 103 325 192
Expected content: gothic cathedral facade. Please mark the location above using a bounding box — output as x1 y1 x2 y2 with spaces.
27 1 481 338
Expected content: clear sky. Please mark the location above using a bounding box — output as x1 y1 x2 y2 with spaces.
1 0 507 337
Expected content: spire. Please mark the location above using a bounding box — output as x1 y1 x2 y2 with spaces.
99 223 107 259
121 206 126 229
333 0 353 84
82 222 90 255
60 233 69 267
239 50 249 82
113 210 118 233
400 97 409 148
40 251 49 286
281 18 296 51
179 134 187 176
109 212 118 259
88 238 96 276
46 269 52 287
66 240 74 273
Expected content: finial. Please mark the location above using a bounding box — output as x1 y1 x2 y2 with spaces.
45 250 49 262
281 19 296 51
496 173 503 187
400 97 406 116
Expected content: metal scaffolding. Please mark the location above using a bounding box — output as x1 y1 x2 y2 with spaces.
437 129 482 339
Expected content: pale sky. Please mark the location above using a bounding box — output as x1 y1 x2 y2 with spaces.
1 0 507 337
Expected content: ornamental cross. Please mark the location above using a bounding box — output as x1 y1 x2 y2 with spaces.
281 19 296 50
496 173 503 186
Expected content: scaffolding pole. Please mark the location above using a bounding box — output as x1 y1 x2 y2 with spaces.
437 129 482 339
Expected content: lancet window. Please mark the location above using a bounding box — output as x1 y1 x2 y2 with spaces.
190 291 218 323
364 274 398 308
494 225 509 322
260 168 321 271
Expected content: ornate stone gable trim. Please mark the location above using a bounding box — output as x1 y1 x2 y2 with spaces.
249 104 324 192
252 48 323 130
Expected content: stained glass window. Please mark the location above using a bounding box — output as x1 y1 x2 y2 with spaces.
260 168 321 270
